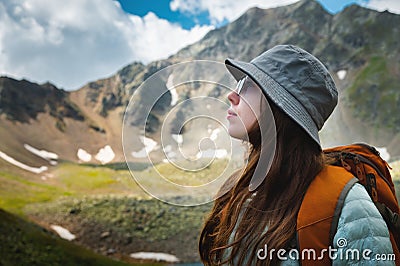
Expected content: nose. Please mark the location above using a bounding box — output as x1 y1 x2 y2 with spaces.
227 90 240 105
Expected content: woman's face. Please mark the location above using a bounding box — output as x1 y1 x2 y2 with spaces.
227 76 263 140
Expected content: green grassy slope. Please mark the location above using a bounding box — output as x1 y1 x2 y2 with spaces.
0 161 146 215
0 208 160 266
0 158 398 265
0 160 222 264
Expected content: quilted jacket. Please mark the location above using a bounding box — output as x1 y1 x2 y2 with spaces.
281 183 395 265
223 183 395 265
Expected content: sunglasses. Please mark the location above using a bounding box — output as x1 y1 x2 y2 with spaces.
235 76 249 96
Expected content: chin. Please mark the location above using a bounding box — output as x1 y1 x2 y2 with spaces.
228 127 248 141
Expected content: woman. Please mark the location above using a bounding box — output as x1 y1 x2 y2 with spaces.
199 45 394 265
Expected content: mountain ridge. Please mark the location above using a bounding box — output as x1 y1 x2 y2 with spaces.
1 0 400 167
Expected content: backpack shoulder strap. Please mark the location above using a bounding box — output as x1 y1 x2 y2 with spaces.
329 176 359 242
297 165 356 265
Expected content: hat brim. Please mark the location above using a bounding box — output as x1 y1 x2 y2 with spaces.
225 58 321 147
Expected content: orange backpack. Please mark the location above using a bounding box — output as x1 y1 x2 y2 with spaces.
297 143 400 265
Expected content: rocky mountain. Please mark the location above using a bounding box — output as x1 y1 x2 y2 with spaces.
0 78 84 126
1 0 400 170
171 0 400 152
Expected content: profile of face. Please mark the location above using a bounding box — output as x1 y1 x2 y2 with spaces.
227 76 264 140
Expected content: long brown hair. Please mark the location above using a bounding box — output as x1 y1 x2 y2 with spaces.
199 100 326 265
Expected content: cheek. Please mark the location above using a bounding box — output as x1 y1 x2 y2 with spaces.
240 105 258 131
240 95 261 130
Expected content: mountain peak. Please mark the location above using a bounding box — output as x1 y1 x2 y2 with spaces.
289 0 327 12
40 81 60 91
2 1 400 165
0 76 84 125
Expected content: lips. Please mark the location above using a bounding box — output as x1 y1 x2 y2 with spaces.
227 109 237 117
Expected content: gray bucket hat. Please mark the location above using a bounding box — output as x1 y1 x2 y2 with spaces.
225 44 338 147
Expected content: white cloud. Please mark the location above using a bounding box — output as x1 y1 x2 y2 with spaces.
0 0 213 90
360 0 400 13
170 0 300 25
2 0 397 92
126 12 213 63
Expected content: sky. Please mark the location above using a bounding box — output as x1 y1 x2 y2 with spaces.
0 0 399 91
